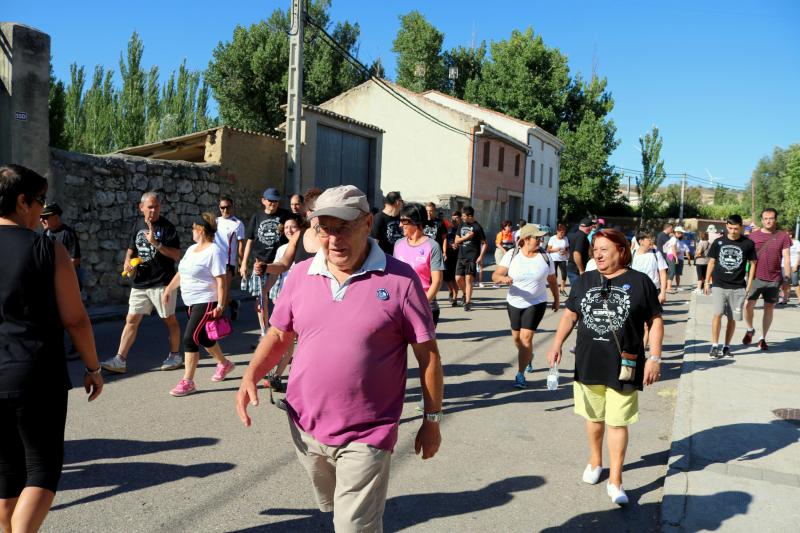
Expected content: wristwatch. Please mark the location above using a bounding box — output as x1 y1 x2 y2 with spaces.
423 411 443 423
85 366 102 375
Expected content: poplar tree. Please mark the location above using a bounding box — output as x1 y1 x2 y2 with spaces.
637 126 667 222
392 11 447 93
117 32 147 148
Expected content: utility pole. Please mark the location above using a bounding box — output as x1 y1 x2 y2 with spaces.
285 0 304 195
626 174 631 202
679 173 686 224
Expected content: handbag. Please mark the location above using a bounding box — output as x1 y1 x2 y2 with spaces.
205 315 232 341
600 275 637 382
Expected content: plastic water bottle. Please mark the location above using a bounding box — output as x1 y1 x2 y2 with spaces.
240 276 249 292
547 365 559 391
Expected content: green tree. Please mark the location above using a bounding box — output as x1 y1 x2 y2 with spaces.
782 149 800 225
117 32 147 148
637 126 666 223
443 43 486 99
713 185 737 205
658 184 703 218
464 28 570 134
82 66 117 154
144 65 161 142
556 113 621 221
64 63 86 151
750 144 800 218
206 0 365 133
48 64 68 150
392 11 447 93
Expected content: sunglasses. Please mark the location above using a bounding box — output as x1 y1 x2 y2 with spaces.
219 205 232 211
398 218 415 226
40 214 53 220
32 194 47 206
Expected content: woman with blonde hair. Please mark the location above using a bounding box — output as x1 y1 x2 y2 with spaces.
162 213 233 396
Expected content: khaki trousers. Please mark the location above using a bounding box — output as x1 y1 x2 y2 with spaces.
288 416 392 533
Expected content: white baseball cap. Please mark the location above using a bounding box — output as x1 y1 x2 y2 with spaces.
310 185 370 221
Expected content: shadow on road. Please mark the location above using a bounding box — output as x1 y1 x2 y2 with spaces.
64 437 218 463
408 362 510 380
228 475 544 532
540 491 751 532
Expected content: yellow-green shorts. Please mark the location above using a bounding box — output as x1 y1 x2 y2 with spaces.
573 381 639 427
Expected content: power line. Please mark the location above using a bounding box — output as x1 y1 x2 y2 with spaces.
304 16 474 140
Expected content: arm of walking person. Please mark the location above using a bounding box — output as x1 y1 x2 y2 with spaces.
745 259 757 295
213 274 227 319
547 273 560 311
427 271 443 303
703 258 716 295
547 308 578 368
123 248 136 275
782 247 791 290
161 273 180 309
659 268 668 303
412 339 443 460
145 221 181 261
266 231 299 275
572 250 585 274
643 315 664 386
236 327 296 427
240 239 253 279
492 265 512 285
454 231 474 245
54 243 103 401
477 241 487 265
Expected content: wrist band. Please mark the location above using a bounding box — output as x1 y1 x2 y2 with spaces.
85 366 101 375
647 355 662 363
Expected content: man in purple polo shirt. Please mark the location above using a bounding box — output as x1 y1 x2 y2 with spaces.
742 207 792 351
237 185 444 532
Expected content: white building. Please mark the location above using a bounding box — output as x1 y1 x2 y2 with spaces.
422 91 564 228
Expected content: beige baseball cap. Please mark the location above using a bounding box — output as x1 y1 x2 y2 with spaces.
517 224 547 241
311 185 370 221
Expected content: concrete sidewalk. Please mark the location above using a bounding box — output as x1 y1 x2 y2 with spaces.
662 292 800 531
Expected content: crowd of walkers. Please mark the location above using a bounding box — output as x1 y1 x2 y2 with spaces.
1 162 798 531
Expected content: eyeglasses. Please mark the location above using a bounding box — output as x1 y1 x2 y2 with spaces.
399 219 414 226
314 217 364 238
40 214 53 220
32 194 47 207
219 205 231 211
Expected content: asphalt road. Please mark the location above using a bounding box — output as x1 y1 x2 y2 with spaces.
44 282 692 532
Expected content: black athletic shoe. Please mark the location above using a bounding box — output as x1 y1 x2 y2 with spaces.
268 374 284 393
758 339 769 351
464 302 472 312
722 346 732 358
709 346 723 359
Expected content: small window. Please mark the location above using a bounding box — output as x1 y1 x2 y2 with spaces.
528 205 534 223
530 160 536 183
541 140 544 151
547 207 551 226
498 147 505 172
514 154 520 176
537 208 542 224
483 142 490 167
549 167 553 188
540 163 544 185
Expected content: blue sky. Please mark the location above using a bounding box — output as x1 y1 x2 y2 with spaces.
6 0 799 189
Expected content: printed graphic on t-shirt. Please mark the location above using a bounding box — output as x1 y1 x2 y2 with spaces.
718 244 744 273
579 285 631 337
459 225 474 246
422 224 437 240
386 220 403 245
135 229 158 263
257 218 281 247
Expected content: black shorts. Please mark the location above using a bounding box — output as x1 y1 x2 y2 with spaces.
184 302 219 352
226 264 237 275
443 254 458 282
456 258 477 277
748 278 781 304
0 391 68 497
554 261 567 281
507 302 547 331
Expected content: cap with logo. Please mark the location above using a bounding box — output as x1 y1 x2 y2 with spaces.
311 185 370 221
262 188 281 201
674 226 685 233
41 202 63 217
517 223 547 241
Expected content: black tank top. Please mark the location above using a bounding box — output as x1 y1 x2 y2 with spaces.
0 226 69 398
293 228 317 264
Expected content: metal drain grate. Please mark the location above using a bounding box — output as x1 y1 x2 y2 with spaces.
773 408 800 422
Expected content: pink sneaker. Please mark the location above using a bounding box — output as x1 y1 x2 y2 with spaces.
211 360 235 382
170 379 196 397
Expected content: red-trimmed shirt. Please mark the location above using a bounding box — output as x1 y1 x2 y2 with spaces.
749 229 791 282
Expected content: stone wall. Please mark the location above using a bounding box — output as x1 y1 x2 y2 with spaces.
50 148 264 306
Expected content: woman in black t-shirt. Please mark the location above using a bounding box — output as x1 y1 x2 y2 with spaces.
547 228 664 506
0 165 103 531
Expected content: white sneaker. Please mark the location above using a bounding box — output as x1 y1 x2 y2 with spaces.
607 482 628 505
100 355 127 374
161 353 184 371
582 464 602 485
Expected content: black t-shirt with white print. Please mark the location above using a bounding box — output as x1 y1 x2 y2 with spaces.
457 221 486 261
371 211 404 255
247 208 290 262
708 235 757 289
566 269 662 391
423 219 446 246
128 216 180 289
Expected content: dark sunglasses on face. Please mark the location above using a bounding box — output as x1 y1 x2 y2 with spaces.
32 194 47 206
40 214 53 220
219 205 231 211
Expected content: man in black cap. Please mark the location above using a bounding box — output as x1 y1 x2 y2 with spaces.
241 187 290 332
566 218 593 287
41 202 81 272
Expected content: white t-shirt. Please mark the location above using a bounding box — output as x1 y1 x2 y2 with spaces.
547 235 569 262
499 249 555 308
585 258 597 272
663 236 679 259
632 249 668 289
215 216 246 267
790 239 800 268
269 243 294 301
179 243 226 306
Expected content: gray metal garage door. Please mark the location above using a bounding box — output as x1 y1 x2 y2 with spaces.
315 124 371 194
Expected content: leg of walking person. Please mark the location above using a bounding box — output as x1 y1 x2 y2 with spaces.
606 426 629 487
743 298 757 336
724 318 737 347
115 313 144 359
760 302 775 343
172 303 212 396
463 273 474 306
586 420 604 471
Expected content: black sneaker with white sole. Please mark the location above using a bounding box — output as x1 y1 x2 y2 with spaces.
722 346 732 358
709 346 723 359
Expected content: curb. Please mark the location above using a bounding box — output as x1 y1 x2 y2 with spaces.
660 292 697 532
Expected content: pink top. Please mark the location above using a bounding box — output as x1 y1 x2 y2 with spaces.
393 236 444 292
270 241 435 451
749 229 791 281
